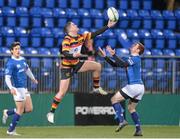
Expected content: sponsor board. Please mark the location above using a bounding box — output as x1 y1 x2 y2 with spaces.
74 93 125 125
76 106 115 115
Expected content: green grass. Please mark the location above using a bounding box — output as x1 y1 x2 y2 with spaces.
0 126 180 138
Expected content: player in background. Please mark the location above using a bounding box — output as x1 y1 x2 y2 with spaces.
3 42 38 135
47 20 117 124
99 42 145 136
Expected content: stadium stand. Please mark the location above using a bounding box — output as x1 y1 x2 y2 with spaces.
0 0 179 49
119 0 128 10
139 10 152 29
3 7 16 27
70 74 78 90
176 49 180 56
107 0 116 8
14 27 29 47
127 10 141 29
163 10 176 30
0 0 179 93
57 0 67 8
16 7 29 27
45 0 55 8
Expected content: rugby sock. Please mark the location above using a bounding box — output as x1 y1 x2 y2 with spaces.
93 77 100 89
50 97 61 113
8 113 21 132
131 112 141 132
7 108 16 116
112 103 124 123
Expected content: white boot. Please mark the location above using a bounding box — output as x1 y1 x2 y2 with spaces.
2 109 8 124
93 87 108 95
7 130 21 136
47 112 54 124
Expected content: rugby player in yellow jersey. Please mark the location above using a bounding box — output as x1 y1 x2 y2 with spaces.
47 20 117 124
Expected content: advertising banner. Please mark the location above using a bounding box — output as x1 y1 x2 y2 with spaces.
74 93 125 125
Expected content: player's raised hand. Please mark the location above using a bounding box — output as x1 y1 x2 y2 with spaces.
106 45 115 56
73 52 81 58
98 47 106 57
107 20 117 28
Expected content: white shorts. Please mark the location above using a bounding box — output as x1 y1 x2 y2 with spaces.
122 84 145 100
13 88 30 101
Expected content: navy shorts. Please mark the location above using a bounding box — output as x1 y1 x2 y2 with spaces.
61 61 84 80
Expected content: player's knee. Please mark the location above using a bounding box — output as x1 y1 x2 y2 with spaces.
95 63 101 71
127 105 135 113
25 109 33 113
25 106 33 113
29 106 33 112
111 96 117 104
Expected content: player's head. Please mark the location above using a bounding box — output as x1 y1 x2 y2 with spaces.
130 42 144 55
10 42 21 57
63 22 79 35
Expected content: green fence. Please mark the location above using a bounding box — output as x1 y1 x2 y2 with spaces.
0 93 180 126
0 94 74 126
126 94 180 125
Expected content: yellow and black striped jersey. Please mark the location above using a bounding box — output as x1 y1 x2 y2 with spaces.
61 33 91 67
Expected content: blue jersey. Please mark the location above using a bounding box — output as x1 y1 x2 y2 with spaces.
124 55 143 84
5 56 29 88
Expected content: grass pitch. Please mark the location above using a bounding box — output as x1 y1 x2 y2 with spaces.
0 126 180 138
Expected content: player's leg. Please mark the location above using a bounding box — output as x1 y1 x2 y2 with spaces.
128 99 143 136
2 90 27 124
7 89 27 135
48 68 72 112
24 95 33 113
78 60 101 86
51 78 70 112
123 84 144 136
78 60 107 95
2 108 16 124
111 90 125 123
7 101 24 135
47 77 71 124
111 90 128 132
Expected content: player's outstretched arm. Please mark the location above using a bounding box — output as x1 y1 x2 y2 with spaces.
112 55 129 67
98 47 106 57
107 20 117 28
98 47 118 67
91 20 117 39
106 45 115 56
106 45 128 68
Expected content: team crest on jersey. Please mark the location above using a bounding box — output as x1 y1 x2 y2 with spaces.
70 45 82 54
74 48 79 52
128 57 134 65
16 64 21 68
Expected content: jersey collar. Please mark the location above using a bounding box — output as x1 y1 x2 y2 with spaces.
11 56 24 61
131 54 139 56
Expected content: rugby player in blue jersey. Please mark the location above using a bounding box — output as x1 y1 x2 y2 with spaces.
99 42 144 136
2 42 38 135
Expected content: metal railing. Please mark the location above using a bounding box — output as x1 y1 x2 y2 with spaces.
0 54 179 94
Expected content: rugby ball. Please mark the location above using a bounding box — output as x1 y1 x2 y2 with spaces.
107 7 119 22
